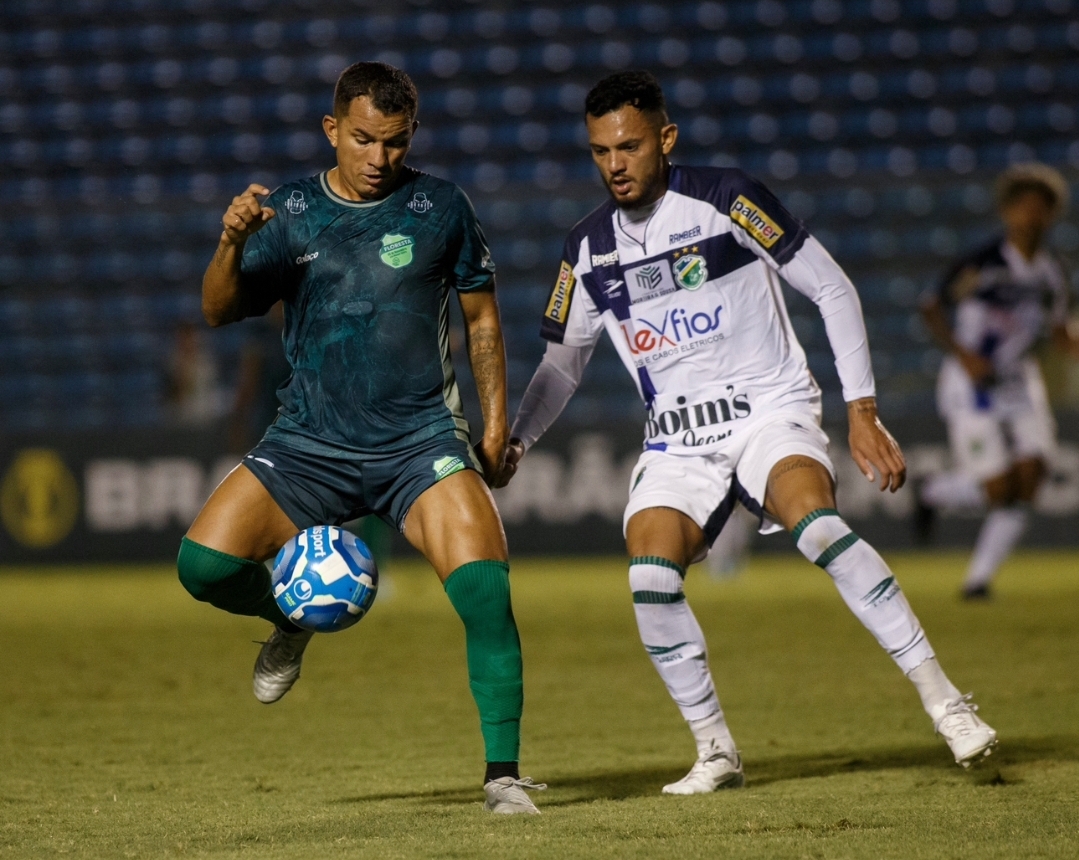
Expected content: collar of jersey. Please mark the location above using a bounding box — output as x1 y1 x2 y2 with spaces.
319 171 397 209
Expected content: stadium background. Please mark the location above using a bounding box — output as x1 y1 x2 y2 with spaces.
2 0 1079 561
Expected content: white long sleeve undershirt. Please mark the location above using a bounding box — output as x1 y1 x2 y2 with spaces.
511 237 876 450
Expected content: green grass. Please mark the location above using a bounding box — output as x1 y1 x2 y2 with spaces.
1 552 1077 859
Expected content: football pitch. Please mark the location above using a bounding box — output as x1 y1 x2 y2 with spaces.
1 552 1076 859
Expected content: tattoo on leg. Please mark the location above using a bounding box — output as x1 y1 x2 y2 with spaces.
772 457 820 479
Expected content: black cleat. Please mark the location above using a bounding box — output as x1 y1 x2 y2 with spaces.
961 584 992 601
912 481 936 546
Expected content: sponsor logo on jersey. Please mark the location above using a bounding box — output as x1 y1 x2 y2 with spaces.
285 191 307 214
730 195 784 249
545 261 576 324
603 279 624 297
433 455 465 481
673 253 708 290
295 251 319 264
407 192 433 213
669 225 701 244
591 249 619 267
620 302 726 356
644 391 753 447
624 258 678 304
379 233 415 268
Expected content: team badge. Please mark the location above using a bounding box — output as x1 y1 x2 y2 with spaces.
379 233 414 269
673 253 708 290
433 456 465 481
407 192 433 213
285 191 307 214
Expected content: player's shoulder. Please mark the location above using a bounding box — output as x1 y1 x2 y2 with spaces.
402 168 473 210
562 199 618 260
265 174 322 209
954 236 1008 272
669 164 764 205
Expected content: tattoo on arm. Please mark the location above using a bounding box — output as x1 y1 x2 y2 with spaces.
466 321 507 428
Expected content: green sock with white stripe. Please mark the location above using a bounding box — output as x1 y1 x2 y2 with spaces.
629 557 735 750
792 509 934 673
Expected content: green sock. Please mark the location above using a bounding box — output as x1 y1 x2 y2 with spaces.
444 560 523 764
177 537 295 630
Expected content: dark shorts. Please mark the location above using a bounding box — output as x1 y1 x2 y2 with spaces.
242 430 481 532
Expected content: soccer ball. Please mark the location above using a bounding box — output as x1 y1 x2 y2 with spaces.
272 525 379 633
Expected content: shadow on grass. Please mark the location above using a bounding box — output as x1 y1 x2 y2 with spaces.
331 734 1078 808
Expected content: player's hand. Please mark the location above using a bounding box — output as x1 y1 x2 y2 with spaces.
957 348 994 386
490 438 525 489
847 398 906 492
476 433 509 488
221 184 275 246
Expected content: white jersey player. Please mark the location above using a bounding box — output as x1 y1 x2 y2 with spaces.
500 71 998 790
920 164 1076 599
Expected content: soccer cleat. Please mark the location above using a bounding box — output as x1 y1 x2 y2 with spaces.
483 777 546 814
961 584 992 601
662 749 745 795
933 693 998 767
252 627 314 704
912 481 936 546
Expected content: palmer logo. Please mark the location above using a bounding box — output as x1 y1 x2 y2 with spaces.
545 261 576 324
730 195 784 249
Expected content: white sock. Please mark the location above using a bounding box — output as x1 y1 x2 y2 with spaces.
907 657 962 719
921 471 986 510
688 711 737 758
793 509 935 673
964 506 1029 590
629 557 725 725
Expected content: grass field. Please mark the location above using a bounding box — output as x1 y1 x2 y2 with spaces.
1 551 1077 859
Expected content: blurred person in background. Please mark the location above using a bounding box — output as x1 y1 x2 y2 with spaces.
918 163 1078 600
504 71 998 792
166 321 223 427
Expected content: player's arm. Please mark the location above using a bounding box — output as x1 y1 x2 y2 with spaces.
459 288 511 487
920 268 993 384
202 184 276 327
778 237 906 492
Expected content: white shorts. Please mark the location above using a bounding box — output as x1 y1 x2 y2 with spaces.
938 357 1056 482
623 409 835 549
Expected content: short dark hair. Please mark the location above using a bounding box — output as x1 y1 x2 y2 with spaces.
996 163 1069 217
585 70 668 123
333 61 418 120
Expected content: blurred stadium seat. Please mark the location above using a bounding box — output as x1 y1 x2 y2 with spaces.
0 0 1077 430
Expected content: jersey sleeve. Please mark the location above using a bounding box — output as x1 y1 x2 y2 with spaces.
239 190 293 315
720 170 808 267
539 237 603 347
445 187 496 292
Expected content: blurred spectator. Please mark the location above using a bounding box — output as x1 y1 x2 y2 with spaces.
166 321 223 427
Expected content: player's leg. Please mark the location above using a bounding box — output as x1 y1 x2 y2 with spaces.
181 463 299 625
762 450 996 765
402 469 542 813
623 454 743 794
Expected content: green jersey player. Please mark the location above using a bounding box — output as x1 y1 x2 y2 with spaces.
179 62 543 814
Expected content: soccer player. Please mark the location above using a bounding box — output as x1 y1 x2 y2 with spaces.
179 62 543 815
919 164 1075 599
503 71 997 791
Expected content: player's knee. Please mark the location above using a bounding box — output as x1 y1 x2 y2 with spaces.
177 536 246 602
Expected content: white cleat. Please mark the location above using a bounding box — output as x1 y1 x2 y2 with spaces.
483 777 546 814
663 749 745 795
933 693 998 768
252 627 314 704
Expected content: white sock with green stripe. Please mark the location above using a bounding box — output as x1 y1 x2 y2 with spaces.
792 509 935 674
629 557 734 751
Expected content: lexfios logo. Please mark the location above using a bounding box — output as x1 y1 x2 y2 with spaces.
620 302 725 356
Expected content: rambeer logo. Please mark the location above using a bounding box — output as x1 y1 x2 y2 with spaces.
310 526 328 559
621 303 724 355
591 250 619 266
645 390 752 447
729 195 784 249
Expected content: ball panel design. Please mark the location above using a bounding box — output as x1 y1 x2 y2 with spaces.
271 525 379 633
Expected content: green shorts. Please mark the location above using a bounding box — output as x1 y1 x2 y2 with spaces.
242 429 481 532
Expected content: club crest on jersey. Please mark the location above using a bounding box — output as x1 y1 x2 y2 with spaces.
730 195 784 249
379 233 414 269
285 191 307 214
545 261 576 324
407 192 433 213
673 253 707 290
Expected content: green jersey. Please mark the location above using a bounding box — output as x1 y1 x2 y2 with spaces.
239 168 495 457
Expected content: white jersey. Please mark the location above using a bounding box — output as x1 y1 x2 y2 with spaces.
540 165 875 454
936 238 1069 415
